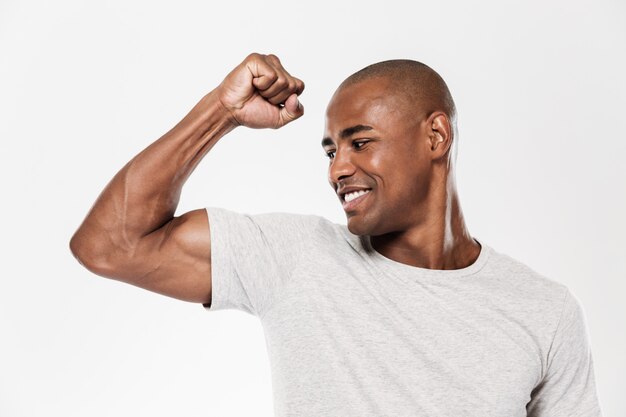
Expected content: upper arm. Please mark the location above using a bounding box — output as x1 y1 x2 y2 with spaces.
92 208 213 305
526 289 603 416
201 207 323 315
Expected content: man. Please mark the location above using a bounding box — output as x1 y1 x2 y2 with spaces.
69 53 602 416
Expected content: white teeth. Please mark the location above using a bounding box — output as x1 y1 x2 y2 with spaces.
344 189 370 203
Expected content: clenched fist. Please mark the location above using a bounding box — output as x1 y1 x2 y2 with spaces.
217 53 305 129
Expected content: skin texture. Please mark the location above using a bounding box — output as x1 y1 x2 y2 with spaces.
323 74 480 270
69 53 304 305
69 53 479 308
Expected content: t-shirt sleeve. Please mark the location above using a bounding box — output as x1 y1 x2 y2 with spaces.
526 288 603 417
201 206 321 317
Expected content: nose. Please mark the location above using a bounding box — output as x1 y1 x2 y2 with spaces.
328 149 356 186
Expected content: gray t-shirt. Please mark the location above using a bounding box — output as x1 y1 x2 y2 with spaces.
203 207 603 417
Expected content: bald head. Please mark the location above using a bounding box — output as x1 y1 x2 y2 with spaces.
338 60 458 155
340 59 456 120
346 59 456 126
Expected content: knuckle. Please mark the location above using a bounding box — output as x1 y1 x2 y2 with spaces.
246 52 261 60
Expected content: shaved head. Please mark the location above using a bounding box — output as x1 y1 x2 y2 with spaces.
337 59 458 159
340 59 456 122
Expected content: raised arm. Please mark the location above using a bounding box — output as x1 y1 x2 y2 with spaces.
69 53 305 305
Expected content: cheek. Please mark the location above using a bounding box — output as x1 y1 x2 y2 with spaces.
367 148 397 184
383 162 428 204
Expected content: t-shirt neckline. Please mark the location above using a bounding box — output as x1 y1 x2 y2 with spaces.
360 235 492 279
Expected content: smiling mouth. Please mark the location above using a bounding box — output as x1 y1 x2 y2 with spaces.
341 189 372 211
344 189 371 202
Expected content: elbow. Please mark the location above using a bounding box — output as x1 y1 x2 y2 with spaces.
69 232 114 276
69 233 88 267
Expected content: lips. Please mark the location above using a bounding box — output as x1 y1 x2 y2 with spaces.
337 185 371 199
344 188 371 202
341 188 372 211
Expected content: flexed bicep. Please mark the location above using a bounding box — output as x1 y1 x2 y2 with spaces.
93 208 213 304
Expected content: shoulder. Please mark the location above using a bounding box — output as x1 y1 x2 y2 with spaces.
483 246 570 307
206 206 323 227
204 206 344 242
487 247 567 289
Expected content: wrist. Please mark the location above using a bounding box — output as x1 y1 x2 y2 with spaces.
175 90 238 144
198 90 240 131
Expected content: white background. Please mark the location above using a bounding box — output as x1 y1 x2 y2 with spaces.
1 0 624 415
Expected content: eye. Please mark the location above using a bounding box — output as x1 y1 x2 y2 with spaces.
352 139 369 149
325 150 335 159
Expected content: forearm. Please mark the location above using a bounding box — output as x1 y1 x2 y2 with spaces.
70 90 235 265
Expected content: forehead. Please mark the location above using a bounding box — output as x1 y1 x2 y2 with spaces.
324 78 409 136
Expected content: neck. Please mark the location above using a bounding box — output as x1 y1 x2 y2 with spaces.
370 171 481 270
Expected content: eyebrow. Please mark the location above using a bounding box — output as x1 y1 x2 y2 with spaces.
321 124 374 147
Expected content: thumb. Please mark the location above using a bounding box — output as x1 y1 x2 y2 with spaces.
278 94 304 127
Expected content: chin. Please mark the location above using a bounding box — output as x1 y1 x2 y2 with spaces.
346 211 396 237
346 216 376 236
346 221 366 236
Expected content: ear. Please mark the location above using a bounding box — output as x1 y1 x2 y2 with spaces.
426 112 452 158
